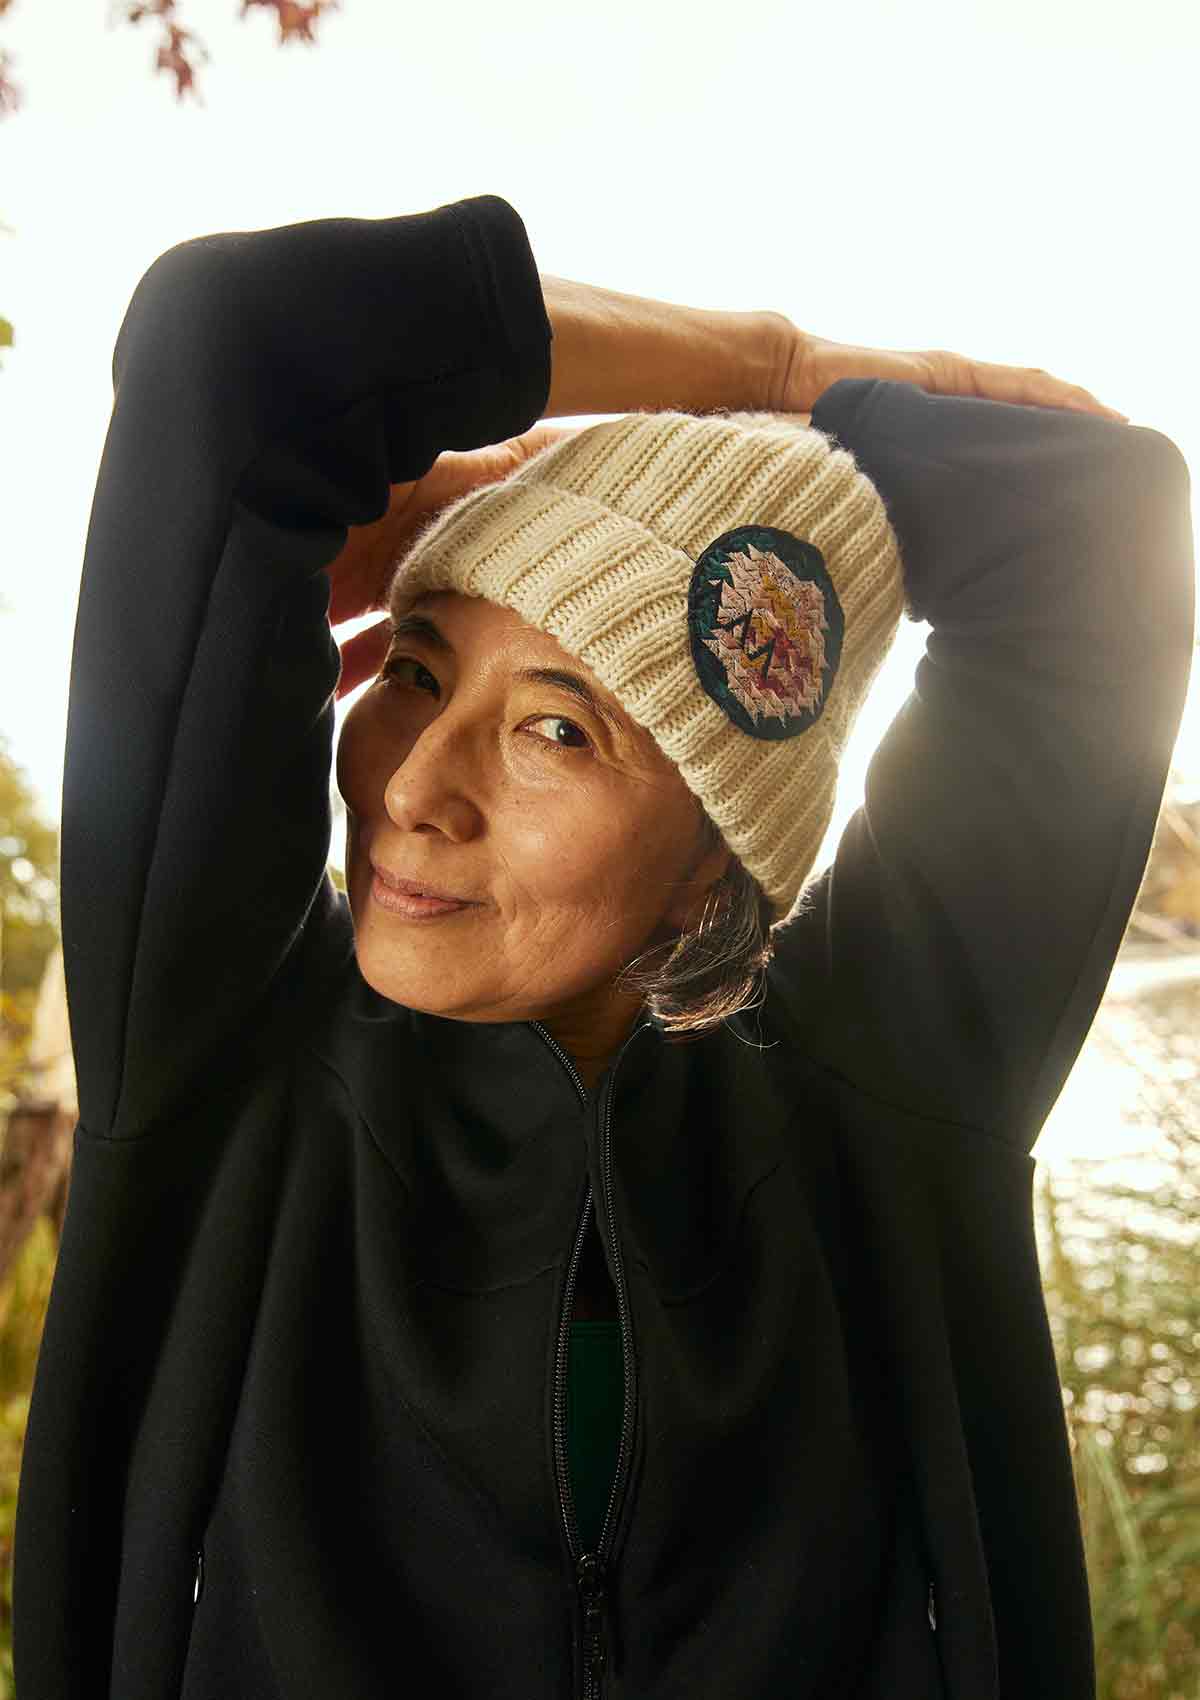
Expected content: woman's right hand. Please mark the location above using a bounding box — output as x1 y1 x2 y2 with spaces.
328 421 579 701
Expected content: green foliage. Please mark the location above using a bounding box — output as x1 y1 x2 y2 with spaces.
0 1217 57 1700
0 738 59 1115
0 736 58 994
1 214 13 368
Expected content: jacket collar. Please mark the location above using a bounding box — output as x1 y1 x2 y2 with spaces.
526 1004 666 1109
334 966 669 1135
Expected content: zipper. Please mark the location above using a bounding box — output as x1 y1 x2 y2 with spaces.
528 1018 650 1700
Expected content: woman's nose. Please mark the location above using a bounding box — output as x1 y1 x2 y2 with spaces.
382 715 484 839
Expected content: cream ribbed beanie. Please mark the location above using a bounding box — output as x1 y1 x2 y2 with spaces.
388 409 906 924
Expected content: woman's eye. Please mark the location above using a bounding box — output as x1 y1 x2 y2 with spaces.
525 716 591 753
380 658 590 754
381 655 438 693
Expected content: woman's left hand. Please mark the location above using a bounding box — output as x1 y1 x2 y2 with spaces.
770 320 1129 425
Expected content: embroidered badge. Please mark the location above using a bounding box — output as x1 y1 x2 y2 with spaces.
686 525 843 740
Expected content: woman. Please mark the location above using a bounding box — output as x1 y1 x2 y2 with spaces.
12 193 1193 1699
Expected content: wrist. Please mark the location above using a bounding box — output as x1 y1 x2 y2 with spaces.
540 275 786 419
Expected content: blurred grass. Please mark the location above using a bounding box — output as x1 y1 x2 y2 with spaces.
0 1215 56 1700
1037 971 1200 1700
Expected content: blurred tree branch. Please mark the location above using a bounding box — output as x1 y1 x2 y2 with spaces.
104 0 342 108
0 0 340 115
0 0 342 363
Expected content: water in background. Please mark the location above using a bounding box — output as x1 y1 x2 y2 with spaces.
1033 948 1200 1264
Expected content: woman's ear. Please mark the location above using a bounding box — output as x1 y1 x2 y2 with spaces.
661 844 733 937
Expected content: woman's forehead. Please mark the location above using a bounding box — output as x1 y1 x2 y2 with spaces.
402 592 668 766
402 588 570 656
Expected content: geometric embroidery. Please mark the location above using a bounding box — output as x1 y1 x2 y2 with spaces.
686 524 844 741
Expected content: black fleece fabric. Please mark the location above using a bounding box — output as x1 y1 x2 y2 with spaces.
12 193 1195 1700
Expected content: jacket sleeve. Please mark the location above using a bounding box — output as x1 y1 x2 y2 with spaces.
62 194 552 1140
766 378 1195 1152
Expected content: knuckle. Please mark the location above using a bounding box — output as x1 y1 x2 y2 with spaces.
923 349 959 389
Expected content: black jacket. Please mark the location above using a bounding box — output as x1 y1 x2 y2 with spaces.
12 193 1195 1699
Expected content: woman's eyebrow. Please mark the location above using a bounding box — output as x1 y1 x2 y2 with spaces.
389 612 453 653
388 612 627 738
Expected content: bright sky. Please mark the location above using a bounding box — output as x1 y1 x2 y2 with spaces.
0 0 1196 837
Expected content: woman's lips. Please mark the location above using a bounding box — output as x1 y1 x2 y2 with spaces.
369 872 475 919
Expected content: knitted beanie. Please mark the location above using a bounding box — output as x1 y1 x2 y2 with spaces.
388 409 906 924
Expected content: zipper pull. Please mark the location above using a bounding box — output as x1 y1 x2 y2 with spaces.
927 1579 937 1631
577 1551 608 1689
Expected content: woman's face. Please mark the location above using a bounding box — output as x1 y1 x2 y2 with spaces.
335 589 729 1061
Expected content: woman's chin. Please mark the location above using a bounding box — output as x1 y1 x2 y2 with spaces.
352 931 461 1010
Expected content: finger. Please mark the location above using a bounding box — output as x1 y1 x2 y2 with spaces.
514 420 584 456
935 351 1128 421
436 422 580 486
335 616 392 702
327 562 381 630
1006 364 1129 421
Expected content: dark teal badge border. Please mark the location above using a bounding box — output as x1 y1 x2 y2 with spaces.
686 525 844 741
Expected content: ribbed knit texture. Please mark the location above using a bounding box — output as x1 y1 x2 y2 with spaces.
390 410 906 922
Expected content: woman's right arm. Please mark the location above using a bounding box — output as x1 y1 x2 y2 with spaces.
539 274 784 420
64 195 552 1141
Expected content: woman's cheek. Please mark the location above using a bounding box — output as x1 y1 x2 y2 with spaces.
335 696 382 814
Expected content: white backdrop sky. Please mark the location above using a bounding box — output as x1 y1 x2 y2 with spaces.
1 0 1198 881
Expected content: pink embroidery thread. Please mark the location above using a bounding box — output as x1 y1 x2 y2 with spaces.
699 543 830 728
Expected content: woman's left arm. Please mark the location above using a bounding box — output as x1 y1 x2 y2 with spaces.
766 377 1194 1152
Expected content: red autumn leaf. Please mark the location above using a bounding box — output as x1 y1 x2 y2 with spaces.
241 0 341 45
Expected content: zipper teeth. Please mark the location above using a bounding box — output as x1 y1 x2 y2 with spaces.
528 1016 650 1700
596 1079 634 1560
528 1020 589 1106
555 1184 591 1556
530 1014 646 1567
527 1021 589 1564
